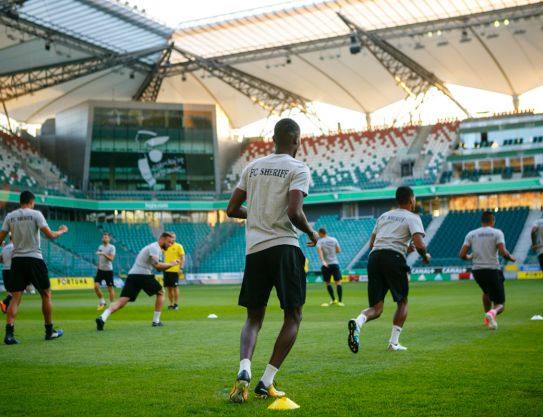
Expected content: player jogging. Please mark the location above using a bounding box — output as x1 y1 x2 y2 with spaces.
95 232 116 310
0 236 14 314
0 191 68 345
459 211 516 330
348 186 430 353
162 232 185 310
317 228 344 306
531 218 543 272
95 232 179 330
226 118 318 403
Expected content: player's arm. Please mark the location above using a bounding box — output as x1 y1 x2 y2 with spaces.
412 233 431 264
151 256 179 271
459 244 472 260
226 188 247 219
102 251 115 261
41 224 68 240
335 242 341 253
179 254 185 270
497 243 516 263
0 230 7 243
317 246 327 267
368 233 376 250
287 190 318 247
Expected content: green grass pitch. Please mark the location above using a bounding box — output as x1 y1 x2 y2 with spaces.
1 280 542 417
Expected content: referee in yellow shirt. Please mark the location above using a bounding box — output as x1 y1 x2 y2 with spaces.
162 232 185 310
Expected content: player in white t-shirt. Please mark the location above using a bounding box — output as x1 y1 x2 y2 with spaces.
459 211 515 330
531 218 543 272
94 232 116 310
316 228 344 306
348 186 430 353
95 232 179 331
226 118 318 403
0 235 14 314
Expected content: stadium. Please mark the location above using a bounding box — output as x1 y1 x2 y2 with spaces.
0 0 542 415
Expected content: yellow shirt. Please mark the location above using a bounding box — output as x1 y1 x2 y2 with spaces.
163 243 185 273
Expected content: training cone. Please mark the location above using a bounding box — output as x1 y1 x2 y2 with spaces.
267 397 300 410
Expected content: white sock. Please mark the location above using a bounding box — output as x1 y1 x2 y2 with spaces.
153 311 161 323
389 325 402 345
239 358 251 379
261 364 278 388
99 298 106 304
355 313 368 328
101 309 112 322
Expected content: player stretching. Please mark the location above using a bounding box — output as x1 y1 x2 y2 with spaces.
95 232 179 330
531 218 543 272
0 191 68 344
348 186 430 353
227 118 318 403
95 232 116 310
0 236 14 314
459 211 516 330
317 228 344 306
163 232 185 310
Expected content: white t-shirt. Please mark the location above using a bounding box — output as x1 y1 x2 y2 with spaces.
97 244 116 271
463 226 505 270
1 243 14 270
128 242 163 275
238 153 311 255
371 209 425 256
1 208 48 259
532 219 543 255
317 236 339 265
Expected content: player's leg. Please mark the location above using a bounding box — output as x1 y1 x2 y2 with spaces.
94 279 106 310
230 250 272 403
388 297 408 351
4 291 22 344
386 253 410 351
173 286 179 309
29 259 62 341
482 293 491 312
254 246 306 399
107 285 115 303
485 270 505 329
1 270 12 313
151 287 165 326
333 265 344 305
40 288 63 340
322 265 335 305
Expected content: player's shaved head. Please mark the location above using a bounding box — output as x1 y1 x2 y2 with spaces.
481 211 495 225
273 118 301 155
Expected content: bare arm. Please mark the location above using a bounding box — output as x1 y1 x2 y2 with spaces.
412 233 431 264
0 230 7 242
287 190 318 246
152 257 179 272
336 242 341 253
180 254 185 270
497 243 516 262
41 224 68 240
368 233 376 251
459 244 472 260
226 188 247 219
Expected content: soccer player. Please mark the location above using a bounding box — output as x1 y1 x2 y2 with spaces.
162 232 185 310
95 232 116 310
95 232 179 330
226 118 318 403
531 217 543 272
459 211 516 330
317 227 344 306
0 236 14 314
348 186 430 353
0 190 68 345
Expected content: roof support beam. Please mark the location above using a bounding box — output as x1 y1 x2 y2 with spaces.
133 44 173 102
337 13 470 117
0 46 165 101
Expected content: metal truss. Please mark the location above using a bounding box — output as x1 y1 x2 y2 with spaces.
337 13 469 117
133 45 173 102
171 46 313 117
0 46 165 101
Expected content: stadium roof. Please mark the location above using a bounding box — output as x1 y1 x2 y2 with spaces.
0 0 542 128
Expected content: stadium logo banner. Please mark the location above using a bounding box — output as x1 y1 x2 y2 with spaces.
50 277 95 290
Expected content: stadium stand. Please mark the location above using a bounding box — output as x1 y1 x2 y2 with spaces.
197 223 246 273
420 121 460 183
163 222 212 271
415 208 529 267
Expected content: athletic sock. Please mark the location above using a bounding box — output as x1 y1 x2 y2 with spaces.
101 309 112 322
337 285 343 302
355 313 367 328
99 298 106 304
153 311 161 323
239 358 251 380
45 323 53 336
389 325 402 345
326 285 335 301
261 364 278 388
3 294 12 304
5 323 14 336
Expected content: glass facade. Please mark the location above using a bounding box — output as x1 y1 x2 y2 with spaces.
89 107 215 192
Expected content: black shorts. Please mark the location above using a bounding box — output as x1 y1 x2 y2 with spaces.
8 257 50 293
472 269 505 304
367 250 410 306
538 254 543 271
322 264 342 283
163 271 179 288
95 270 114 287
120 274 162 302
2 269 11 290
239 245 306 309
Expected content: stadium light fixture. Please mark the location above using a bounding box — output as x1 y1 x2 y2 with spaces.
129 72 135 79
427 31 433 38
349 33 361 54
181 73 186 81
414 42 424 50
504 19 510 26
286 56 291 65
44 41 50 51
494 20 500 28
